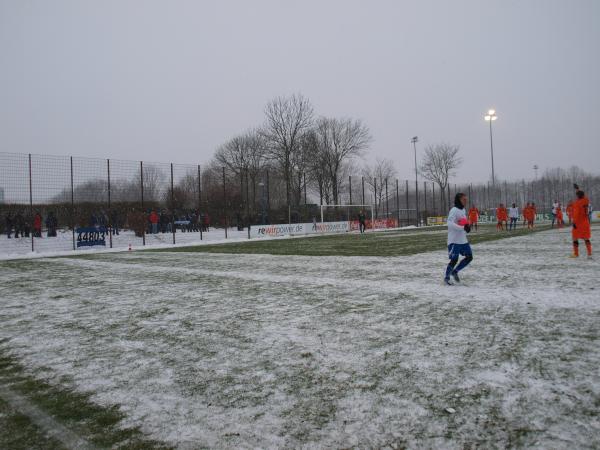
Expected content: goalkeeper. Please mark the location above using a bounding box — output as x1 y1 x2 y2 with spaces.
445 192 473 285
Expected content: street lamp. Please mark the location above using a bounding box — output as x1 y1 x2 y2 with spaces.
411 136 419 226
533 164 539 180
484 109 497 188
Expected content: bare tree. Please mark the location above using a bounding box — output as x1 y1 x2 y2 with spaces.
419 143 462 209
141 165 167 202
362 158 397 217
313 117 371 204
215 130 267 214
262 94 314 209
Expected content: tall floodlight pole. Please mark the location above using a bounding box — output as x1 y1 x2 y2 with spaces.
484 109 498 188
411 136 419 226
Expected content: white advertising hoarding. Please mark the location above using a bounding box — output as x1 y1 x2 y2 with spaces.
250 221 349 238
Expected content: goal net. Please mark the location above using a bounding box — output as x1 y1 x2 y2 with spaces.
319 204 374 224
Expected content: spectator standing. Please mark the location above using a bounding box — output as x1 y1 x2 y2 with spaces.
33 212 42 238
149 210 159 234
46 212 57 237
5 213 13 238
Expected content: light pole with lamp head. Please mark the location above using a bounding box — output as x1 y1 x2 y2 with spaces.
411 136 419 226
484 109 497 188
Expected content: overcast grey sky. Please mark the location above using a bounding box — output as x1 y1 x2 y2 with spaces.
1 0 599 182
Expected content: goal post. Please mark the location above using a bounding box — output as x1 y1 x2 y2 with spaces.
319 204 374 224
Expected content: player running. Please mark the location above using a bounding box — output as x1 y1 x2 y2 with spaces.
468 204 480 231
496 203 508 231
444 192 473 285
570 184 592 259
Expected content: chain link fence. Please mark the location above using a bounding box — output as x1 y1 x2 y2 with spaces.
1 151 596 257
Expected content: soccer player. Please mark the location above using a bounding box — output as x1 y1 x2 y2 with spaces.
551 199 559 227
571 184 592 259
508 203 519 231
444 192 473 285
530 203 537 228
468 204 480 231
566 202 574 225
496 203 508 231
555 203 564 228
358 210 366 234
522 203 531 228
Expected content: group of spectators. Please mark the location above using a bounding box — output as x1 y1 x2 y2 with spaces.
3 207 213 239
89 210 122 235
4 210 58 238
147 209 210 234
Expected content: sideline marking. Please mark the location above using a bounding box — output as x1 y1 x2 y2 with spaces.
0 383 97 450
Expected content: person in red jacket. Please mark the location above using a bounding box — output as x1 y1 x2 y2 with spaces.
149 210 159 234
33 212 42 238
496 204 508 231
570 184 592 258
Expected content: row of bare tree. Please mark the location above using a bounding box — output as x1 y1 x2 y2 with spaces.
208 93 372 211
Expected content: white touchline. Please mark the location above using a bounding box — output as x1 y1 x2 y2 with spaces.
0 384 97 450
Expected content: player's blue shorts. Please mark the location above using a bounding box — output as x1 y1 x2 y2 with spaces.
448 243 472 260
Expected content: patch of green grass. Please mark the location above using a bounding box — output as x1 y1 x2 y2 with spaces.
0 349 172 450
153 224 552 257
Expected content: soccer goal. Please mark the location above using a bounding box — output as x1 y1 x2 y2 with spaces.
320 204 374 223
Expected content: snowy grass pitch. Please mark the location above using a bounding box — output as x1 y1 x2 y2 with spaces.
1 225 599 448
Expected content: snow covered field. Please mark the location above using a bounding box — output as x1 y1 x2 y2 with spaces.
1 226 599 448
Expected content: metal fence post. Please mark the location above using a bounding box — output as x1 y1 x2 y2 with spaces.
266 169 270 222
171 163 175 245
373 177 377 218
405 180 409 225
246 167 250 238
70 156 75 250
140 161 145 246
385 178 389 218
349 175 352 205
28 153 34 252
362 176 365 206
223 166 228 238
303 172 307 223
107 158 112 248
198 164 202 241
396 179 400 225
423 181 427 219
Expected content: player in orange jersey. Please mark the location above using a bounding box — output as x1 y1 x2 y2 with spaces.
555 203 564 228
529 202 537 229
468 205 480 231
496 203 508 231
522 203 531 228
566 201 574 225
570 184 592 258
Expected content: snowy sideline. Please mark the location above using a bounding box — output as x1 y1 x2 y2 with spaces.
1 226 599 448
0 225 419 261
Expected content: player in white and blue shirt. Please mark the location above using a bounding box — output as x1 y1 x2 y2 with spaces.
445 192 473 285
